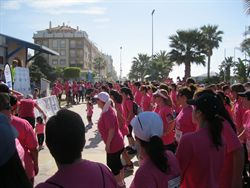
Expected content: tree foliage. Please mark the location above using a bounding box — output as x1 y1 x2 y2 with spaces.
233 58 248 83
168 29 206 80
200 25 223 78
219 56 234 82
63 67 81 79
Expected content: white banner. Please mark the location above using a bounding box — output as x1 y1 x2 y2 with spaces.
34 95 60 119
4 63 12 89
40 78 50 97
13 67 31 97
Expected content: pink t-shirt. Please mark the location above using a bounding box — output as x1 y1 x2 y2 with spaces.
175 105 198 143
156 105 175 145
18 99 36 118
134 90 143 106
141 94 151 111
176 127 226 188
232 100 247 143
35 160 117 188
16 138 25 168
243 110 250 161
51 86 61 96
219 121 242 188
98 107 124 153
123 98 135 125
11 115 38 179
36 123 45 134
130 151 181 188
115 103 129 137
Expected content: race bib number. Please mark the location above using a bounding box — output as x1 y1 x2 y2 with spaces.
175 129 183 143
168 176 180 188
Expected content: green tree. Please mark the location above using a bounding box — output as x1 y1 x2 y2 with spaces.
149 50 173 81
200 25 223 79
63 67 81 79
31 55 57 82
129 54 151 81
219 56 234 82
93 57 106 78
233 58 248 83
168 29 206 79
244 0 250 15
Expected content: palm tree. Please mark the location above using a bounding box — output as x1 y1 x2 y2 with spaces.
168 29 206 79
200 25 223 79
244 0 250 15
150 50 173 81
130 54 151 81
233 58 248 83
219 56 234 82
93 57 106 79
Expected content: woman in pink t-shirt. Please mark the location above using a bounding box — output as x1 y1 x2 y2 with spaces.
140 85 152 111
121 87 137 155
110 89 134 171
130 112 181 188
153 89 176 153
176 93 227 188
35 116 45 151
95 92 125 188
175 87 197 143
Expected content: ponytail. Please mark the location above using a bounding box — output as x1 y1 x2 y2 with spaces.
206 114 223 150
140 136 168 173
121 87 134 100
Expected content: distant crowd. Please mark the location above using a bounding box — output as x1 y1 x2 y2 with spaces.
1 77 250 188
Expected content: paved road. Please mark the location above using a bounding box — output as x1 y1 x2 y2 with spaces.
34 102 138 187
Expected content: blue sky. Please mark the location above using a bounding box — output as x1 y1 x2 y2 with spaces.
0 0 249 80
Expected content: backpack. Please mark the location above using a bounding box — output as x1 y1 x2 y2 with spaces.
132 101 142 115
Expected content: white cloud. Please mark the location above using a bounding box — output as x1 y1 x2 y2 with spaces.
93 18 110 23
1 0 106 15
1 0 23 10
27 0 102 9
42 7 107 15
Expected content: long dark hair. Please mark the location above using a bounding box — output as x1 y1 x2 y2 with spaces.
0 151 32 188
110 89 122 104
139 136 168 173
196 89 236 133
120 87 134 100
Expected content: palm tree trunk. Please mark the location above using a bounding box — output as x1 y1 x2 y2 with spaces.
184 61 191 80
207 55 211 79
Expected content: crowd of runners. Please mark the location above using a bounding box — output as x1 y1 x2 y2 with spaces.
0 78 250 188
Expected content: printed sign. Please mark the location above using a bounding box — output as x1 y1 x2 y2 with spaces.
4 63 12 89
40 78 50 97
13 67 31 96
34 95 60 119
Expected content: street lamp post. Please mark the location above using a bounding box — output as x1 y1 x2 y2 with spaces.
151 9 155 59
120 46 122 82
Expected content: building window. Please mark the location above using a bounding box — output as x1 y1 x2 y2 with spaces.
70 40 76 48
77 50 83 57
60 40 65 48
60 59 66 65
52 40 58 48
60 50 66 56
52 59 58 65
70 50 76 57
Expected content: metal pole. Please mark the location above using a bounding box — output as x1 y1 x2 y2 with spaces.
120 46 122 82
151 9 155 59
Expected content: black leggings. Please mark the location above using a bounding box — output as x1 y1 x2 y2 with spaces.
106 148 124 176
37 134 44 146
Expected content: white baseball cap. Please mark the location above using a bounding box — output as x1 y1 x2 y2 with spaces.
130 112 163 142
0 114 18 166
94 92 110 103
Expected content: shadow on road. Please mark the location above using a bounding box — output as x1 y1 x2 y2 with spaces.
85 130 102 149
